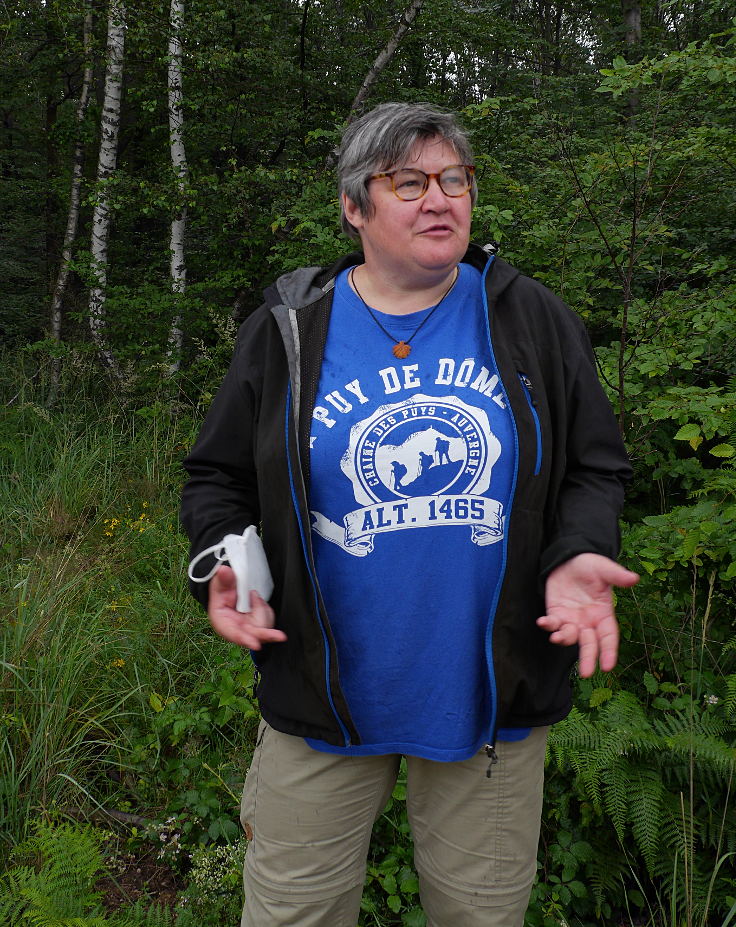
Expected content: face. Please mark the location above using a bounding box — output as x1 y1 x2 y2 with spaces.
343 137 472 286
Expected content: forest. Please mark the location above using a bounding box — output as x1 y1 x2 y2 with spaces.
1 0 735 924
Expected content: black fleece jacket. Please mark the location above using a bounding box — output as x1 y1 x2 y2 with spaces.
181 244 631 747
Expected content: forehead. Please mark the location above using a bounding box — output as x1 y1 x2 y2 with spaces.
397 137 460 169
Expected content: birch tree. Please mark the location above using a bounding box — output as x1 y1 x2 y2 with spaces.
167 0 187 373
48 9 94 397
348 0 424 120
88 0 126 374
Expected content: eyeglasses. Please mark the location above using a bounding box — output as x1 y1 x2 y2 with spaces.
369 164 475 201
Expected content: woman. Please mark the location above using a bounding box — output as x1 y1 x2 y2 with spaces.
181 102 637 927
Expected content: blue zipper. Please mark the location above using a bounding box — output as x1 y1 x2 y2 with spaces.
285 383 351 746
480 254 518 770
518 373 542 477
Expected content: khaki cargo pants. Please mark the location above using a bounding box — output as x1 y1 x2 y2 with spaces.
240 721 548 927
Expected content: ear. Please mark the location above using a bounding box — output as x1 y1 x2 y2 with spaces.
342 192 366 232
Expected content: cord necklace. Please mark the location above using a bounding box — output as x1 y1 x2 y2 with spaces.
350 266 459 359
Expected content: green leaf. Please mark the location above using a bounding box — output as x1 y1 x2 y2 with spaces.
402 907 427 927
590 687 613 707
400 873 420 894
643 672 659 695
388 894 402 913
149 691 164 712
674 423 701 441
710 443 735 458
383 874 397 895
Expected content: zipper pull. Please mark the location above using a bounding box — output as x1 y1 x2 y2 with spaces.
519 373 536 401
484 743 498 778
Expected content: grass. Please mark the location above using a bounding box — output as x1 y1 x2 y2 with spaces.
1 357 734 926
0 372 223 851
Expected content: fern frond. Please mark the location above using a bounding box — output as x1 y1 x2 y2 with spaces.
628 767 665 874
586 844 630 915
0 823 105 925
724 674 736 718
602 757 631 842
108 901 174 927
666 730 736 779
0 866 36 926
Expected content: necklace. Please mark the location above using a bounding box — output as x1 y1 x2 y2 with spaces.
350 266 459 359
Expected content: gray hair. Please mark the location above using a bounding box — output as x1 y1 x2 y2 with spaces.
337 103 477 240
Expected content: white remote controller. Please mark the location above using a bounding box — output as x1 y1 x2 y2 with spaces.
222 525 274 613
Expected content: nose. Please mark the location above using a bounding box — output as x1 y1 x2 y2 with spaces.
420 176 449 210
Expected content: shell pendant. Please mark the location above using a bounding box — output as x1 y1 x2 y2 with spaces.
392 341 411 359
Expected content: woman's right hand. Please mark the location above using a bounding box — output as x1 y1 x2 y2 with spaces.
207 565 287 650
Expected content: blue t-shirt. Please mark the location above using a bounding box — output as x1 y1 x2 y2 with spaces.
307 263 523 761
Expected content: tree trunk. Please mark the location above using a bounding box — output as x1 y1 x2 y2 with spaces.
347 0 424 120
167 0 187 374
88 0 125 375
622 0 641 120
48 10 94 400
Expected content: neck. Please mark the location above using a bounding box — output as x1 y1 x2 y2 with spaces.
350 263 459 316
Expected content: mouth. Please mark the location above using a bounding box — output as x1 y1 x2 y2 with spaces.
418 224 453 235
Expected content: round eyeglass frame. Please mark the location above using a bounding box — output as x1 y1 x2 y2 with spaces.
369 164 475 201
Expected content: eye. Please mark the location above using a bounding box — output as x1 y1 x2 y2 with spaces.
441 168 466 189
394 170 424 190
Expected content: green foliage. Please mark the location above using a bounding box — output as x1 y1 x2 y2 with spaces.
174 839 246 927
0 822 172 926
126 661 259 845
2 2 736 923
0 363 223 849
360 763 425 927
546 682 736 924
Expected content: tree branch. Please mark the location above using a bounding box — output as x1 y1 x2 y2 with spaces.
347 0 424 121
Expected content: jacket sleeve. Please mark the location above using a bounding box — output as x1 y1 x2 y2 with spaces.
180 333 262 609
538 318 632 579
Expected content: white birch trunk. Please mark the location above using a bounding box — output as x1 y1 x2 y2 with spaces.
88 0 126 375
348 0 424 120
48 10 94 399
51 10 94 347
167 0 187 374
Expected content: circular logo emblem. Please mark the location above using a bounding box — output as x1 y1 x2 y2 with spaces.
343 394 498 504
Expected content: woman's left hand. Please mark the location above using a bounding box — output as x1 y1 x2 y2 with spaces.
537 553 639 677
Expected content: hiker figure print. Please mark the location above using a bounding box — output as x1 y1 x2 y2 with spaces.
311 393 506 556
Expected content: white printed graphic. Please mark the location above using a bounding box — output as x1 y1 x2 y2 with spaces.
311 394 505 556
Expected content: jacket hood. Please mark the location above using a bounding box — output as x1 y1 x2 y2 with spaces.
262 265 329 312
263 243 520 313
462 243 521 302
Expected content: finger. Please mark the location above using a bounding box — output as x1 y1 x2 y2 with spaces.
577 626 599 678
235 624 287 650
536 614 560 631
596 560 640 589
210 610 286 649
249 591 276 627
209 565 238 610
211 564 237 591
596 617 619 673
537 617 580 647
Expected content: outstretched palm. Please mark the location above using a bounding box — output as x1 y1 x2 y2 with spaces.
537 553 639 677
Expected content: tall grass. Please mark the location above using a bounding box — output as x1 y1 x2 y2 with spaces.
0 363 221 853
